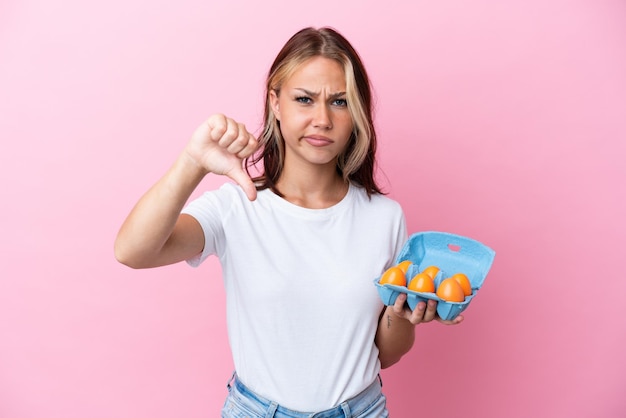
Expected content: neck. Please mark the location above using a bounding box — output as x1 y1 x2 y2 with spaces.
275 163 349 209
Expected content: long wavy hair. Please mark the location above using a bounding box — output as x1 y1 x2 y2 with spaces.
245 27 383 197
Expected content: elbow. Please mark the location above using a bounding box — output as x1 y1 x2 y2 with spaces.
379 354 403 370
114 247 136 269
114 241 146 269
376 335 415 369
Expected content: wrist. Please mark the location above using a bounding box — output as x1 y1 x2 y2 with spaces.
384 305 416 327
178 150 210 179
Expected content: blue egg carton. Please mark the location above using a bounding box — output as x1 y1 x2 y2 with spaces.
374 231 495 320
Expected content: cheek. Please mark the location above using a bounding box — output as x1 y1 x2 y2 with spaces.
337 114 354 136
281 109 307 130
277 113 300 140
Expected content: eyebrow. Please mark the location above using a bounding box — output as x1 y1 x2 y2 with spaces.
294 88 346 99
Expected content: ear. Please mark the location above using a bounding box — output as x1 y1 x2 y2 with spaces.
269 90 280 121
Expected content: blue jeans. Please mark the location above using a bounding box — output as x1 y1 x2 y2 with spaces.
221 373 389 418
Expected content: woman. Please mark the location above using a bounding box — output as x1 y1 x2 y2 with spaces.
115 26 461 417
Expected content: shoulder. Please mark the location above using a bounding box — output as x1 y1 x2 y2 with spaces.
351 185 404 214
193 182 246 204
182 182 247 218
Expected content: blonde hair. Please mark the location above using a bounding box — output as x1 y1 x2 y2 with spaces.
247 27 382 196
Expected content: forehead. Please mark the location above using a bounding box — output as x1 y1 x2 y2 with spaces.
283 56 346 90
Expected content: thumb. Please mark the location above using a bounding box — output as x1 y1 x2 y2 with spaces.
226 166 257 201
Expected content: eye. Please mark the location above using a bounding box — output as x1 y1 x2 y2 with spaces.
295 96 312 104
332 98 348 107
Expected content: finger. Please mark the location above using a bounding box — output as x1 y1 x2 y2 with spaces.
438 314 464 326
392 293 408 317
408 301 426 324
422 299 438 322
235 134 260 159
217 118 242 148
227 166 257 201
206 114 228 141
226 124 255 155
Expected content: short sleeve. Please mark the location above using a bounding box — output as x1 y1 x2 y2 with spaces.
180 184 235 267
394 209 409 261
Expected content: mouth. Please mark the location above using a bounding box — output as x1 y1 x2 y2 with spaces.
302 135 333 147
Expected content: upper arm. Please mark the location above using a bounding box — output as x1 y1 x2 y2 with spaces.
156 213 206 267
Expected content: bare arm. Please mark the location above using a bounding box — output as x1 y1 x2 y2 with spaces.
114 114 259 269
114 153 208 268
375 293 464 369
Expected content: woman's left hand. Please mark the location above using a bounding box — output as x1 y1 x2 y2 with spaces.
390 293 464 326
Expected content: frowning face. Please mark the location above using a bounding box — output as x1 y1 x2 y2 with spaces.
270 56 354 171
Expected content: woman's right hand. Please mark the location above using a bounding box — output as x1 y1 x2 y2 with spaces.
115 114 259 268
185 114 260 200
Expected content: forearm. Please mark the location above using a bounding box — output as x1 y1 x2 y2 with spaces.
114 152 207 268
375 305 416 369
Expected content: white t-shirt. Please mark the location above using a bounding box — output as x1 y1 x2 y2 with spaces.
182 182 407 411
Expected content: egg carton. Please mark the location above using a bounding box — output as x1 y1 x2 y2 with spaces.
374 231 496 320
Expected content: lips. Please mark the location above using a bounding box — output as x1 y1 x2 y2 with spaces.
302 135 333 147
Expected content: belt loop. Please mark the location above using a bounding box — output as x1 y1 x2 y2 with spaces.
265 401 278 418
340 402 351 417
226 371 236 391
377 373 383 388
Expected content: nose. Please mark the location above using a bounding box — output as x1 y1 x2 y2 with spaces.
313 104 332 130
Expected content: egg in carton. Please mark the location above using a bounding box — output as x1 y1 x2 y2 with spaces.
374 231 496 321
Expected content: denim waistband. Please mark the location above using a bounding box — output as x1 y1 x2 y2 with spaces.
228 373 383 417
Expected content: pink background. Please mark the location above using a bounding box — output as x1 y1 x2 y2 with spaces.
1 0 625 417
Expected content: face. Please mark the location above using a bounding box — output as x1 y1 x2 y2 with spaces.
269 56 354 171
